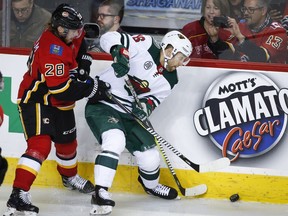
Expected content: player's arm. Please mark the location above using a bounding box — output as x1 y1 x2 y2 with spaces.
207 39 236 59
236 38 270 62
71 38 93 82
100 32 131 78
50 76 110 102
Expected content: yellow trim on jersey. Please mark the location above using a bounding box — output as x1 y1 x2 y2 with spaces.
188 33 207 40
18 105 28 140
225 41 236 53
49 79 72 94
260 46 270 61
23 74 46 103
43 92 50 105
56 104 75 110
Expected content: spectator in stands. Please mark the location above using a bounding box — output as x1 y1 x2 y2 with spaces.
229 0 244 22
90 0 106 23
86 0 125 52
181 0 232 59
0 0 51 48
208 0 287 63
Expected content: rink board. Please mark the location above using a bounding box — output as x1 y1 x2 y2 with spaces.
1 51 288 204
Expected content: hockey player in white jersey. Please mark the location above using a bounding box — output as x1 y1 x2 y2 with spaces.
85 30 192 215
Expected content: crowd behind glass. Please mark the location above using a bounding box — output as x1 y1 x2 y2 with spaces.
0 0 287 65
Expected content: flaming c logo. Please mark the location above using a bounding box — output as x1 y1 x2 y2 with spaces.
194 72 287 162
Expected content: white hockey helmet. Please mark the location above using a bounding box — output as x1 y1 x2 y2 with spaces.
161 30 192 64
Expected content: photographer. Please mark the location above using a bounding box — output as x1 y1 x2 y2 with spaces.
208 0 287 63
181 0 233 59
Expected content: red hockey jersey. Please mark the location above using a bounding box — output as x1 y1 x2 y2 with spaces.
17 29 84 110
238 21 287 64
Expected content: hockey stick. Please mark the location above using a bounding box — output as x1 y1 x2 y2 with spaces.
122 75 230 173
106 90 207 196
122 75 206 195
123 75 154 128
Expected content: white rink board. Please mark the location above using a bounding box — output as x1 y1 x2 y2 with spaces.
0 53 288 177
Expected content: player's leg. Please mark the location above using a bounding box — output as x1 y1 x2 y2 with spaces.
4 103 54 216
85 103 126 215
54 109 94 194
127 124 178 200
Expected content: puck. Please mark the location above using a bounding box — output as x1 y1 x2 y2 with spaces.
229 194 239 202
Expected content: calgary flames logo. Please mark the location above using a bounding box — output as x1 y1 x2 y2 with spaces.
194 72 287 162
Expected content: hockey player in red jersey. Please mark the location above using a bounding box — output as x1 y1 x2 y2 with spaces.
4 3 110 216
208 0 287 63
182 0 233 59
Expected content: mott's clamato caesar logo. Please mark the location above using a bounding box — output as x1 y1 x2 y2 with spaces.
194 72 288 162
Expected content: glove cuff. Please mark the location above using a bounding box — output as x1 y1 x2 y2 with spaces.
87 78 98 99
81 54 93 64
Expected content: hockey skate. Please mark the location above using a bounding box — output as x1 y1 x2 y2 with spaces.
90 187 115 215
138 176 179 200
3 188 39 216
62 174 94 194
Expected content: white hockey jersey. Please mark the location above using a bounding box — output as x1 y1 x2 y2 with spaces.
99 31 179 113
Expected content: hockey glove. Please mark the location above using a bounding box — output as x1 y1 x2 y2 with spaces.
132 98 154 120
70 53 93 82
87 76 111 104
110 45 130 78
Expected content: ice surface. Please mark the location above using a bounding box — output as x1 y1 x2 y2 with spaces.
0 185 287 216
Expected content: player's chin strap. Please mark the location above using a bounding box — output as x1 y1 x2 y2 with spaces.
162 47 174 69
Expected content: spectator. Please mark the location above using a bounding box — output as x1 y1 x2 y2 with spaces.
0 71 8 187
85 30 192 215
3 3 110 216
208 0 287 63
229 0 244 21
181 0 232 59
90 0 106 23
86 0 125 52
0 0 51 48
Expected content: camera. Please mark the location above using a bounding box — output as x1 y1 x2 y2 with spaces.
84 23 100 39
213 16 230 28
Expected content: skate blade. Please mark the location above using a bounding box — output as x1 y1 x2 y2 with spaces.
90 205 113 215
3 207 37 216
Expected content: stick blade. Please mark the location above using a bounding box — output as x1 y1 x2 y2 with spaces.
199 157 230 173
185 184 207 197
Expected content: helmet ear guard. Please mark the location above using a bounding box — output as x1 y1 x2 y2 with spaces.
51 3 83 31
